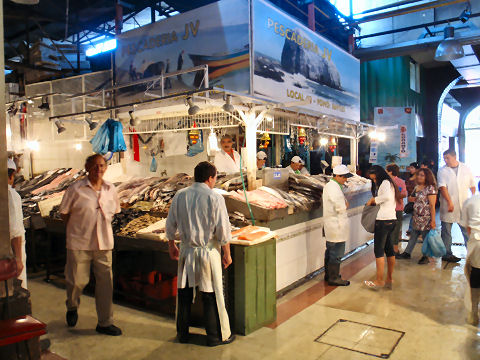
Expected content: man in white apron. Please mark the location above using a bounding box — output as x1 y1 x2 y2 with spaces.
166 161 235 346
7 160 27 288
322 164 352 286
438 149 476 262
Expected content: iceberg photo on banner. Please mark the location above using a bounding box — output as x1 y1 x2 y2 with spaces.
252 0 360 122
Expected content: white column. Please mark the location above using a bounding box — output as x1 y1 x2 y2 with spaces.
244 109 257 190
350 137 358 171
0 0 11 258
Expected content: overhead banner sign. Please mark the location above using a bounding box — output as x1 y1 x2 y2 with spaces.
115 0 250 94
374 107 417 169
252 0 360 122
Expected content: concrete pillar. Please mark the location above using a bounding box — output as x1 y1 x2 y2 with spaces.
350 137 358 170
0 0 12 258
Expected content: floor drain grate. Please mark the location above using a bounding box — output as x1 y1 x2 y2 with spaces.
315 319 405 359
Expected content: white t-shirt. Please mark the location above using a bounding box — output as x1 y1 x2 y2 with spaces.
374 180 396 220
214 149 241 174
438 162 475 223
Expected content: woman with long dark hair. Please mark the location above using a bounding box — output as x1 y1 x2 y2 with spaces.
365 165 400 289
397 168 437 264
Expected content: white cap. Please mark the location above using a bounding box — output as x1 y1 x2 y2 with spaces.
291 156 302 164
256 151 267 160
333 164 353 177
7 158 16 171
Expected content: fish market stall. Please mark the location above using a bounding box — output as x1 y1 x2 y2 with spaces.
8 0 378 335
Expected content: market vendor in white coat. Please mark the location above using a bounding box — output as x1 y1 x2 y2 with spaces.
214 134 241 174
286 156 303 174
438 148 476 263
166 161 235 347
322 164 352 286
299 159 310 175
7 159 27 289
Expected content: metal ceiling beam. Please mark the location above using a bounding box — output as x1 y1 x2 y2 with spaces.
5 60 69 74
354 28 480 60
356 12 480 40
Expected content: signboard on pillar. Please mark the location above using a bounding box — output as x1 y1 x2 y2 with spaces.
373 107 417 169
115 0 250 93
251 0 360 122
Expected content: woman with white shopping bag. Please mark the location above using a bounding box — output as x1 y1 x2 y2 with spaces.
462 182 480 326
397 168 437 264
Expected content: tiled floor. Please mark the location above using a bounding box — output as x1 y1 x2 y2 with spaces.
28 220 479 359
316 320 404 358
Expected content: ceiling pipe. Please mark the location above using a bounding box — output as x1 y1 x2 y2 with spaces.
356 12 480 40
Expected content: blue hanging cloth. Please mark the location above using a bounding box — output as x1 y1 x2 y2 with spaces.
90 119 127 155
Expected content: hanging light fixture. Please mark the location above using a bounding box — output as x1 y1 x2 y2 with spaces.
434 26 464 61
38 96 50 111
185 97 200 116
129 110 140 127
7 103 18 116
55 120 66 134
85 114 98 130
11 0 40 4
222 94 234 113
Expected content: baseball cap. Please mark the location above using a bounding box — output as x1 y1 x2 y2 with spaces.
7 158 16 171
256 151 267 160
291 156 302 164
333 164 353 178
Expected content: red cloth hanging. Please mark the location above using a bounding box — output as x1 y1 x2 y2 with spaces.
130 127 140 162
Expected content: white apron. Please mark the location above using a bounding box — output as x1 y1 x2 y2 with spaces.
324 212 349 243
176 242 231 341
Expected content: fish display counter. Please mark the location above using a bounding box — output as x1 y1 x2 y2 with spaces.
223 173 373 293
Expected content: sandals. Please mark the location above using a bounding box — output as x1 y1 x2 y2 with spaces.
364 280 383 290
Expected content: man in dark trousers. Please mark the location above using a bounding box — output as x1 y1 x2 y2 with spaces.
166 161 235 346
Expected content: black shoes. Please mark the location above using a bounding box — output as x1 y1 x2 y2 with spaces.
66 310 78 327
442 255 461 263
96 324 123 336
418 256 429 264
207 334 236 347
396 252 411 259
67 309 122 336
178 334 190 344
328 278 350 286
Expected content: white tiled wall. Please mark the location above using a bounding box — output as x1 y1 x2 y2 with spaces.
276 212 372 292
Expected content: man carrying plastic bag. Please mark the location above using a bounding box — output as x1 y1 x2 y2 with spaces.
462 182 480 326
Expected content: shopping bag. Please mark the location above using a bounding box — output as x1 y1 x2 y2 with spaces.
89 119 127 155
422 229 446 257
361 205 380 233
150 156 157 172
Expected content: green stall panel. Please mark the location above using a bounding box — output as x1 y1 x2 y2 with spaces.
230 238 276 335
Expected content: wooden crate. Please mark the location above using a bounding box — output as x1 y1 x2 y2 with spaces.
230 238 276 335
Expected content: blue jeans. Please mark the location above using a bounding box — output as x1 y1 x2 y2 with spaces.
404 229 429 255
441 221 469 255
